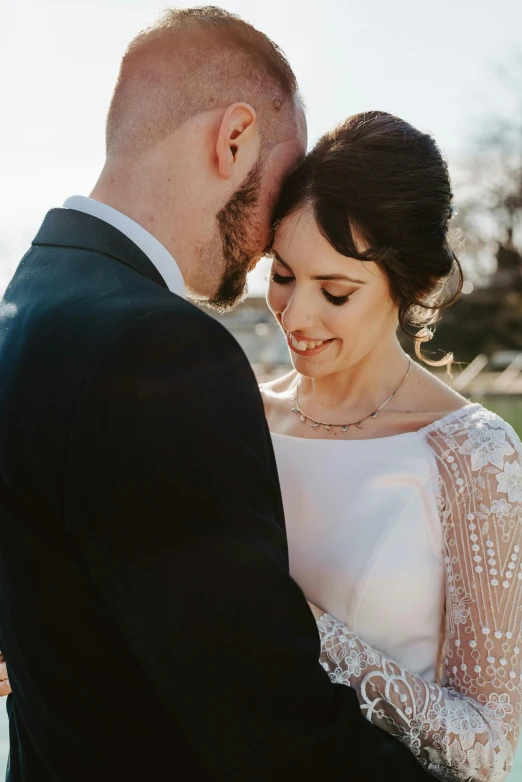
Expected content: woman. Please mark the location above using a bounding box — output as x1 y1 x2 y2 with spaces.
261 111 522 781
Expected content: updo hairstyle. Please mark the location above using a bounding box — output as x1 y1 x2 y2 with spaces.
273 111 463 365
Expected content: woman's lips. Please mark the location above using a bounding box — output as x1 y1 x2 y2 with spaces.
286 334 334 357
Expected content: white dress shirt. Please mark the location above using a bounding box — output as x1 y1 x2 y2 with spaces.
63 196 186 299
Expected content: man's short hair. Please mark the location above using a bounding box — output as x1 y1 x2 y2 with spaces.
106 6 300 158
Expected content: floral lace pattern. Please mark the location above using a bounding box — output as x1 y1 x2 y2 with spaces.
317 407 522 781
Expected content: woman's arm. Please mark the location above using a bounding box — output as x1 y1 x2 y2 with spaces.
313 412 522 782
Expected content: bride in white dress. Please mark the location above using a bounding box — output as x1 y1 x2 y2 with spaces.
261 112 522 781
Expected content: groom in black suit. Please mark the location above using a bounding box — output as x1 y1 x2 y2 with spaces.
0 7 432 781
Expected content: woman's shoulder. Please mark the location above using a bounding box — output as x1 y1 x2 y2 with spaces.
259 370 297 396
406 362 468 414
426 403 521 444
425 404 522 490
407 365 519 448
259 370 297 416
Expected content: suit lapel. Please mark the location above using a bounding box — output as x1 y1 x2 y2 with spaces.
32 208 169 290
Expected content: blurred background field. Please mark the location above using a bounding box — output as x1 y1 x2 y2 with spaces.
1 0 522 777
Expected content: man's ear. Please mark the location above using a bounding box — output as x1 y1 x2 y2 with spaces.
215 103 259 180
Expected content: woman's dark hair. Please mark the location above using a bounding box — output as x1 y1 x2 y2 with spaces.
273 111 463 366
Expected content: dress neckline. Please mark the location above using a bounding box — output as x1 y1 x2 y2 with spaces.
270 402 481 444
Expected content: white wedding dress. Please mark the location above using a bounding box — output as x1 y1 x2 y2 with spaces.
271 403 522 781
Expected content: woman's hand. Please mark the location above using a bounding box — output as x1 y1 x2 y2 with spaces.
0 652 11 696
307 601 326 621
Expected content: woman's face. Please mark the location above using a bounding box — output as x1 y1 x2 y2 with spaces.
266 207 399 378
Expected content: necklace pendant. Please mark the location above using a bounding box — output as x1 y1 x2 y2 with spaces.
291 359 411 436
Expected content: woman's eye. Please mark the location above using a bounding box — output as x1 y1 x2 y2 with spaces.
271 272 294 285
322 289 352 306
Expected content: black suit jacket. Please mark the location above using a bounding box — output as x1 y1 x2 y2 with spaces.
0 209 433 780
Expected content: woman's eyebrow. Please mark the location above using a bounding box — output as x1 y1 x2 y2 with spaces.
270 250 367 285
313 273 367 284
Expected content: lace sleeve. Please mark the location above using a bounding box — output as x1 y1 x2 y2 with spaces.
317 409 522 781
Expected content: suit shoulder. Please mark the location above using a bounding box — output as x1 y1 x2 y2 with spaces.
76 301 264 434
136 299 247 357
98 300 255 390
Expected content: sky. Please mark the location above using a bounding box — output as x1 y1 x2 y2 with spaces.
2 0 522 296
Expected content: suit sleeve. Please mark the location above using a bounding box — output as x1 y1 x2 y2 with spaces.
63 306 431 781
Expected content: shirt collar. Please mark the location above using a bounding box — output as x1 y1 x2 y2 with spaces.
63 196 186 299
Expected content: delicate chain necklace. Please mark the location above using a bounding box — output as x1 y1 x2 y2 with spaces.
291 359 412 432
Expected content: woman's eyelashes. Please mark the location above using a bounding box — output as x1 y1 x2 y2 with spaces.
270 267 354 306
322 289 352 306
270 272 294 285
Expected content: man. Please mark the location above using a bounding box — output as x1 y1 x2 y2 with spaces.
0 7 432 780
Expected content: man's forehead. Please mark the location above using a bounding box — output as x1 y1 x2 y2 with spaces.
294 95 308 151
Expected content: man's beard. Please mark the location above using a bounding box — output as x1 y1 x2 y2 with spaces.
206 162 263 313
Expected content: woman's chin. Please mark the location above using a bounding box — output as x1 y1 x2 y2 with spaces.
291 354 331 378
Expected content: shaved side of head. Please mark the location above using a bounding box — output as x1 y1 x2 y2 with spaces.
106 6 300 159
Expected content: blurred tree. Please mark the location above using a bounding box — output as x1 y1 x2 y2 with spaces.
453 55 522 291
420 57 522 363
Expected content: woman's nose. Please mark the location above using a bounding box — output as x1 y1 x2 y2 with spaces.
280 289 317 335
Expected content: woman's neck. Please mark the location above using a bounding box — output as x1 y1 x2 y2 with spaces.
296 338 411 422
